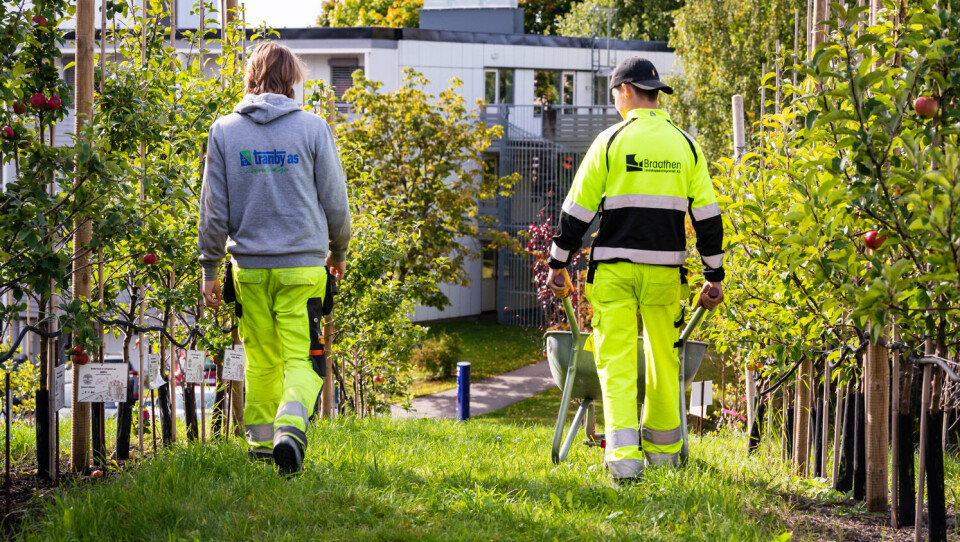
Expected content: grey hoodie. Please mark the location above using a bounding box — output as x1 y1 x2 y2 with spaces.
198 93 351 281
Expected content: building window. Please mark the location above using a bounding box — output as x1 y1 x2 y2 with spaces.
484 68 514 104
534 70 574 114
329 58 363 113
562 72 574 113
593 75 610 105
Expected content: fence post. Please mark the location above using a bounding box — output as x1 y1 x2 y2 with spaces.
457 362 471 421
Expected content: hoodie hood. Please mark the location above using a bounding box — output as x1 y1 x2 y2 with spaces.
233 93 302 124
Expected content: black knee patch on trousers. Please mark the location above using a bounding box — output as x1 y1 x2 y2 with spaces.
307 297 325 377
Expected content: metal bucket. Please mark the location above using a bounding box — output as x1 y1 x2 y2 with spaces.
545 331 709 401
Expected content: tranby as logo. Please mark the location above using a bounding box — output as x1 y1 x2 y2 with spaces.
254 150 286 166
240 149 300 169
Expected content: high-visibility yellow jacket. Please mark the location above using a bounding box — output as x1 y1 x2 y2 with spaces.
548 108 725 282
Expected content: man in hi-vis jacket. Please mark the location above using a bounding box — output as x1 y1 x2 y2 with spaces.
198 43 351 476
547 57 724 483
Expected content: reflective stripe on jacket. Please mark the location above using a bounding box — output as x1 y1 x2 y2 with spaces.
548 108 725 282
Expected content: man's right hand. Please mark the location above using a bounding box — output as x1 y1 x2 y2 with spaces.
326 253 346 280
202 279 222 309
697 281 724 310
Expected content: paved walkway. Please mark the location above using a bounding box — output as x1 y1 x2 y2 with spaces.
391 360 555 419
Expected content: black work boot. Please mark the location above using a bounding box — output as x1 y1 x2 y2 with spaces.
273 428 306 476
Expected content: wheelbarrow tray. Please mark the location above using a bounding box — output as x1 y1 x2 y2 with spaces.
545 331 708 401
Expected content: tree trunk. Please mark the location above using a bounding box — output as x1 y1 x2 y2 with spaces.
836 390 856 492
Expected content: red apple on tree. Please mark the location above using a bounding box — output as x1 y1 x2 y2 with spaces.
1 127 13 139
864 230 886 250
142 253 157 265
71 352 90 365
47 95 61 110
12 101 26 115
31 14 47 27
914 96 937 119
373 375 385 384
30 93 47 109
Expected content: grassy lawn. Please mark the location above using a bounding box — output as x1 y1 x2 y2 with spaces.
16 414 958 541
411 320 544 396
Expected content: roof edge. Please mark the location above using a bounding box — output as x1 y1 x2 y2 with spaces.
61 26 673 52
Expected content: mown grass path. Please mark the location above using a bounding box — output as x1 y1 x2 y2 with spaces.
14 417 841 541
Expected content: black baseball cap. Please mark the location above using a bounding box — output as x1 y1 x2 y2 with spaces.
609 57 673 94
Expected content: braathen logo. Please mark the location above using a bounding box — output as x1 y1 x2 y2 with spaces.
625 154 681 173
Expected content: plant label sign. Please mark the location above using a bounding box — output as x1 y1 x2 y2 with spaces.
222 347 244 382
185 350 204 384
77 364 127 403
689 380 713 418
54 364 66 411
146 353 165 390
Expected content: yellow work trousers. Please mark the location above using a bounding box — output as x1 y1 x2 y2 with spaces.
587 261 683 478
233 266 326 452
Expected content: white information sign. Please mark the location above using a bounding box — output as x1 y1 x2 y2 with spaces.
146 353 165 390
222 347 245 382
77 364 127 403
54 364 66 411
185 350 205 384
689 380 713 418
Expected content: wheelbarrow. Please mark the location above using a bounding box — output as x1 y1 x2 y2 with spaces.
545 269 716 464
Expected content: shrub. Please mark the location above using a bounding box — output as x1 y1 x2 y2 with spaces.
411 333 463 379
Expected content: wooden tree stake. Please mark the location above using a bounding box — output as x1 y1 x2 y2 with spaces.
793 357 812 473
70 0 96 474
864 340 889 512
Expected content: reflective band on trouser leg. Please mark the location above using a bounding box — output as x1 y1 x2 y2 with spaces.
641 425 682 446
638 266 683 458
273 267 327 448
590 262 643 477
233 266 283 450
245 423 274 445
645 451 680 467
641 426 682 467
275 401 310 437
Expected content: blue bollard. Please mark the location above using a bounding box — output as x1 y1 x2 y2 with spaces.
457 361 471 421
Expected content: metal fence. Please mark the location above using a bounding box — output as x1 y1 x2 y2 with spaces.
485 105 619 327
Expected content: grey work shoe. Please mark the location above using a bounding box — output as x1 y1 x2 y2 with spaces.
273 435 304 476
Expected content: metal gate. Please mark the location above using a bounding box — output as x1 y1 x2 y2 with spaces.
488 105 620 327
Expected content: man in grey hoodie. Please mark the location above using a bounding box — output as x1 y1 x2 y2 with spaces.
198 43 350 475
